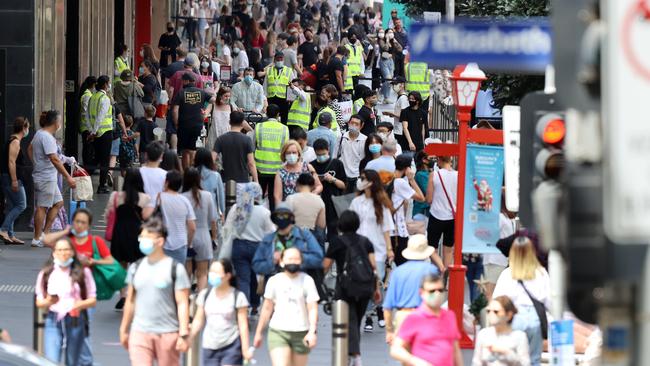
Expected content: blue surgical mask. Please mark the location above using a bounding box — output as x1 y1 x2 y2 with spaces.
369 144 381 154
316 154 329 163
244 75 253 84
285 153 299 164
208 272 222 287
71 228 88 238
138 66 145 75
53 257 74 268
138 237 155 256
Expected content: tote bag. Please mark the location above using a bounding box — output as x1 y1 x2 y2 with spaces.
91 237 127 300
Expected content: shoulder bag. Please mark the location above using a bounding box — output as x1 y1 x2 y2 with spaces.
437 170 456 217
518 280 549 339
129 83 146 118
91 236 127 300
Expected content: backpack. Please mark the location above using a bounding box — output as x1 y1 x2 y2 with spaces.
339 236 376 300
202 287 241 314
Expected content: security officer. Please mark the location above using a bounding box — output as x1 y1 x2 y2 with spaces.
88 75 117 193
263 51 295 124
79 76 96 171
254 103 289 212
114 45 130 84
405 61 432 110
313 85 339 134
352 84 369 114
345 31 365 89
286 79 311 136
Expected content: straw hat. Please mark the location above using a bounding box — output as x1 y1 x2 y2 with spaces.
402 234 435 260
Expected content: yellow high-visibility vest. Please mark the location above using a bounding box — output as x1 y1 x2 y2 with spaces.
79 89 93 133
352 98 364 115
345 43 363 77
287 95 312 131
405 62 431 99
254 119 289 175
314 106 338 132
88 91 113 137
114 57 129 82
266 66 292 99
344 64 353 92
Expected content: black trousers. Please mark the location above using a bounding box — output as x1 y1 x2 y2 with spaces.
391 236 409 266
267 97 289 125
258 173 276 212
93 132 113 188
346 297 370 355
81 131 95 174
352 75 360 89
346 177 358 194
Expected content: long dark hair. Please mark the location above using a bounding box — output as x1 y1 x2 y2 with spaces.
40 238 88 300
122 167 145 206
218 258 237 287
160 150 181 171
79 76 97 96
182 167 203 208
360 169 392 224
194 148 216 171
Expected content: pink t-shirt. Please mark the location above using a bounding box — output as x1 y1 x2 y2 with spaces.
397 305 460 366
35 266 96 320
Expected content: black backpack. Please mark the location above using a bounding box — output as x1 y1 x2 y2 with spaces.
339 236 376 300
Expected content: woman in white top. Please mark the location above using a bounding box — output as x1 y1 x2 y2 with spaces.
231 41 249 75
493 236 550 366
349 169 394 331
206 86 233 149
472 295 531 366
225 182 275 315
426 154 458 268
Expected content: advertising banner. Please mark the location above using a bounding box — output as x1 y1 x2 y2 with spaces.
462 144 504 253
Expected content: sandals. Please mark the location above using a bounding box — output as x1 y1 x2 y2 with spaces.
8 237 24 245
0 232 25 245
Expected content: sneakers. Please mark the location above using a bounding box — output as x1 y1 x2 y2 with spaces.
349 355 363 366
363 316 374 332
115 297 126 311
31 234 44 248
377 306 386 328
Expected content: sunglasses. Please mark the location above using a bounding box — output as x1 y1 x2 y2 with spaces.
274 213 293 220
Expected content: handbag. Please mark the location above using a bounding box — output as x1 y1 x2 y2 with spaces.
437 170 456 216
91 236 127 300
518 280 549 339
217 206 236 259
104 192 118 241
331 193 356 218
128 83 145 118
72 164 94 202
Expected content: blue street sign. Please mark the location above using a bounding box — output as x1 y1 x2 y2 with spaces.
409 19 552 74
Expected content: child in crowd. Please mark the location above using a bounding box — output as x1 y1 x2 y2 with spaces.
136 105 157 162
119 116 137 176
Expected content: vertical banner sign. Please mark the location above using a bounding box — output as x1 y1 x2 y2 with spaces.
462 145 504 253
337 101 353 124
550 320 575 366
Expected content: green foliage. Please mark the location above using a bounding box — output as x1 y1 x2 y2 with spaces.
469 292 488 319
395 0 550 109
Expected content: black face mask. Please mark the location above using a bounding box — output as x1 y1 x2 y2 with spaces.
284 263 301 273
409 100 418 108
167 27 174 32
275 218 293 230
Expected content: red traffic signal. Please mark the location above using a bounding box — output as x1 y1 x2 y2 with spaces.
536 114 566 146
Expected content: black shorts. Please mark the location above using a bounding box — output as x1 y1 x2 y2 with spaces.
177 125 202 151
427 214 455 248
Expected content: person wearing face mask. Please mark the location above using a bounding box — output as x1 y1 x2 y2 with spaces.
190 258 254 365
286 79 312 134
311 138 347 242
365 140 398 182
286 173 326 245
231 41 250 81
273 140 323 206
230 67 266 114
254 104 289 212
253 247 320 366
412 150 435 217
252 204 324 277
119 217 192 366
314 84 344 131
401 91 428 152
114 44 130 84
358 133 383 172
158 22 182 69
349 169 394 332
376 122 403 156
357 89 379 136
472 296 531 366
263 51 296 123
352 84 370 115
390 273 463 366
297 27 320 70
0 117 30 244
345 30 366 89
339 115 366 192
28 111 76 248
382 76 409 150
35 238 97 365
292 128 316 164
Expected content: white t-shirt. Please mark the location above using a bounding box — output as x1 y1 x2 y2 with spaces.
140 166 167 206
484 213 516 267
302 146 316 163
390 177 415 238
339 132 367 178
493 267 551 309
350 195 395 262
429 168 458 221
232 52 249 73
393 93 409 135
197 288 249 350
264 272 320 332
159 192 197 250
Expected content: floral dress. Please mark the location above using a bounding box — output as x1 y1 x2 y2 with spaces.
278 162 310 200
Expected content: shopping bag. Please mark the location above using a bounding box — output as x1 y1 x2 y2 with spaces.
331 193 356 217
72 165 93 202
91 237 127 300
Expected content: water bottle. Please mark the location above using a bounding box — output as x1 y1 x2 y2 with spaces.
244 347 257 365
195 136 205 148
200 124 207 138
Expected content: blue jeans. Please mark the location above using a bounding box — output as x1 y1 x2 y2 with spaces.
164 246 188 264
464 256 484 302
379 57 394 100
1 174 27 236
231 239 260 308
44 311 87 366
512 305 542 366
79 307 94 366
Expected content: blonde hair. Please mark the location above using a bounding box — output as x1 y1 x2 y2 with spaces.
508 236 542 281
280 139 303 163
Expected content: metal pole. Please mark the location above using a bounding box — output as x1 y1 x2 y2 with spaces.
446 0 455 22
225 180 237 216
33 295 45 355
184 296 200 366
548 249 565 320
331 300 349 366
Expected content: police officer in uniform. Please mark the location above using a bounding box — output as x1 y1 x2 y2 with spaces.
254 104 289 212
345 31 365 89
114 45 130 84
405 61 432 114
79 76 97 171
264 52 296 124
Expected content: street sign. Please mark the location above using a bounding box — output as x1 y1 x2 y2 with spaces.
602 0 650 243
550 320 575 366
409 19 552 74
503 106 520 212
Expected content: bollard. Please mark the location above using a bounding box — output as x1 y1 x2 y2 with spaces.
184 295 200 366
33 294 45 355
331 300 349 366
225 180 237 215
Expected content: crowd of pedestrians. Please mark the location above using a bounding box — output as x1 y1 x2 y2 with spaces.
0 0 574 365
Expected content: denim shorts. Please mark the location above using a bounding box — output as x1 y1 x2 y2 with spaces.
203 337 243 365
110 138 120 156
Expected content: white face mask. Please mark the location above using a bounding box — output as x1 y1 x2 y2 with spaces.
356 179 371 191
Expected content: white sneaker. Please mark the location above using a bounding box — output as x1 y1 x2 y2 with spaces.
31 239 44 248
349 355 363 366
378 319 386 328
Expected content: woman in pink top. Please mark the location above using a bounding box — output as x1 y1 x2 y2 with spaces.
35 238 97 365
